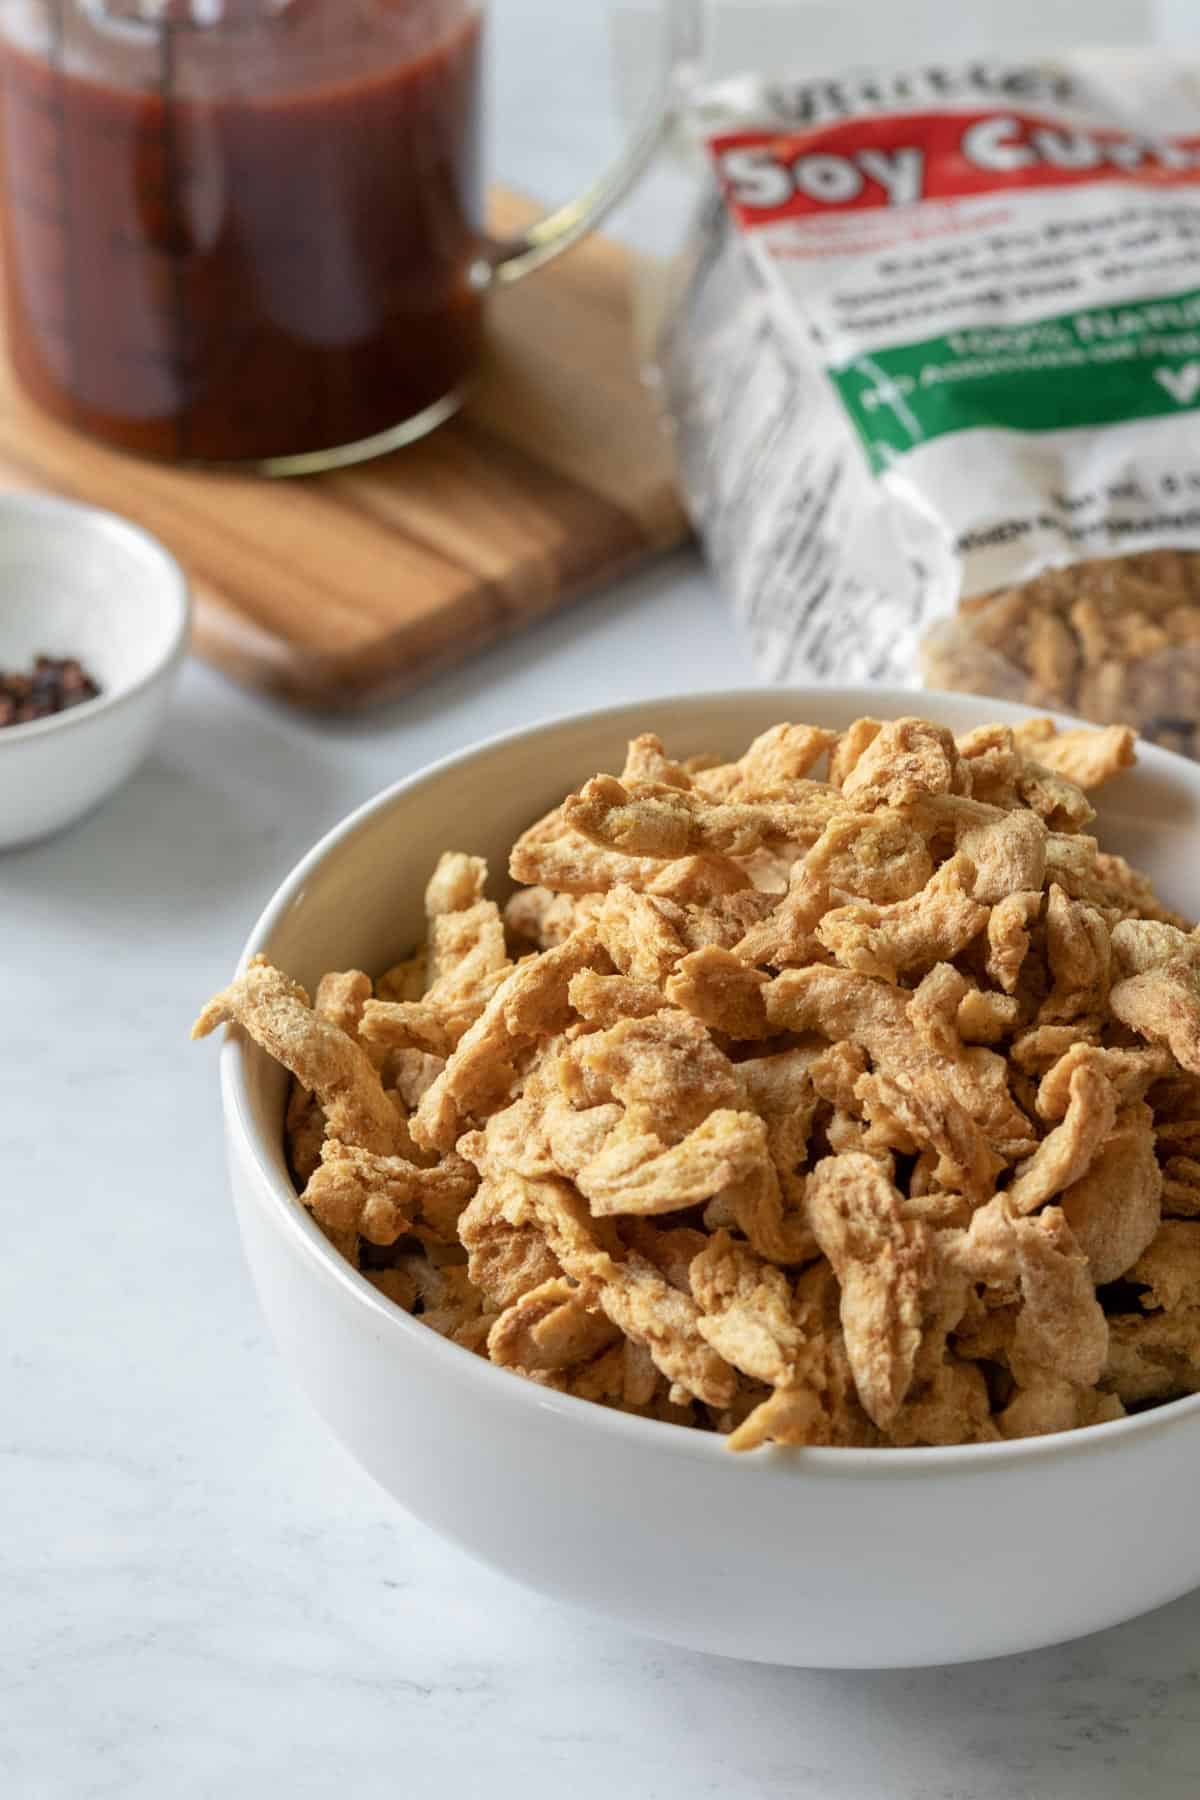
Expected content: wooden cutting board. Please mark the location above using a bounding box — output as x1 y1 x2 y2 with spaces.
0 189 689 710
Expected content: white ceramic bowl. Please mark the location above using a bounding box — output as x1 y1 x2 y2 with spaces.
0 493 190 848
219 688 1200 1667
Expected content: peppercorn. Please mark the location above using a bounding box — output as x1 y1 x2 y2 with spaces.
0 654 101 726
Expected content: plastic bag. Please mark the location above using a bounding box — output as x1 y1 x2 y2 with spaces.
645 20 1200 751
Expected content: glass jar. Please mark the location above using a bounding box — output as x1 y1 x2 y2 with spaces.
0 0 694 471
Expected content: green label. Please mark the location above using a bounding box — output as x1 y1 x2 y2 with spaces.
829 287 1200 473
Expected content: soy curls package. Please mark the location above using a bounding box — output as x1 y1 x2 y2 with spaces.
661 53 1200 755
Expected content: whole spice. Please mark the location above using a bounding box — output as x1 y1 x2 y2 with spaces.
0 654 101 727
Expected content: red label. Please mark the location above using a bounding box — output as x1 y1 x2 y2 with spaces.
711 109 1200 228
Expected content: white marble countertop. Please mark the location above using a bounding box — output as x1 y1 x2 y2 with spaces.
7 5 1200 1795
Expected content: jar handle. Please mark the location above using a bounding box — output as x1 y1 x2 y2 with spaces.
486 0 700 286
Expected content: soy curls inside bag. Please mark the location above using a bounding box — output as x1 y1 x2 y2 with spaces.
659 52 1200 755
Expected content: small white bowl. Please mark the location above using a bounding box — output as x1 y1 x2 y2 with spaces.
0 492 190 848
217 688 1200 1667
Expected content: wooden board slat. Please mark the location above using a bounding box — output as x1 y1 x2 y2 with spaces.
0 187 689 710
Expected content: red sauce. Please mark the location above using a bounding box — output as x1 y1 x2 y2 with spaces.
0 4 484 462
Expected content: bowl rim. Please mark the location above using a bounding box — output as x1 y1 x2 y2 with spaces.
0 491 191 745
219 684 1200 1473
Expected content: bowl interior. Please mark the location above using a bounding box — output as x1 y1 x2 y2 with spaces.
236 686 1200 1213
0 496 187 701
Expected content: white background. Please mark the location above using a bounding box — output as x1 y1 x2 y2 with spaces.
5 4 1200 1795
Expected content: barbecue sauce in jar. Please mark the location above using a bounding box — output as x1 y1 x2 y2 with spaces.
0 1 484 463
